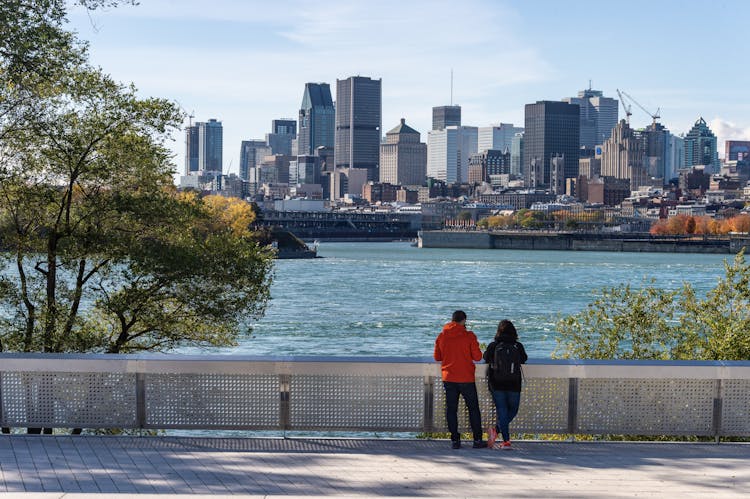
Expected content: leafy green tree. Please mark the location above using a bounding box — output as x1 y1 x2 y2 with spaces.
0 1 275 354
554 251 750 360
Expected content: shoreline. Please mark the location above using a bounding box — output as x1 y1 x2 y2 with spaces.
419 230 750 254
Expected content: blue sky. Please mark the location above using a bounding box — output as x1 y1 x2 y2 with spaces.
68 0 750 175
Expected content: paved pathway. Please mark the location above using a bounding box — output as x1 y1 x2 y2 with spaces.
0 436 748 497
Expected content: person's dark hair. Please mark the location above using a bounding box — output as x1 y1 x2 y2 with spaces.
452 310 467 323
495 319 517 341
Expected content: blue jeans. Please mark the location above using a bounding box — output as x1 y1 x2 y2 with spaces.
443 382 483 442
491 390 521 442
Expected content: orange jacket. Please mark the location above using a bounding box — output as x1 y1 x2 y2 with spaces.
433 321 482 382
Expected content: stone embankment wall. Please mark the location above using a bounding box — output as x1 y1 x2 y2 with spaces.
419 231 750 254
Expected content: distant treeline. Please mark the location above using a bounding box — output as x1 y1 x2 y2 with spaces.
650 214 750 235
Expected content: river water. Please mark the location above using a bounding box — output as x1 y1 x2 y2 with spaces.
194 242 732 359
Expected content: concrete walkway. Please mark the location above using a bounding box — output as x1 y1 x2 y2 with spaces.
0 436 748 497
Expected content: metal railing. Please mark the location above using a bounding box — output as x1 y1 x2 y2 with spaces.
1 354 749 436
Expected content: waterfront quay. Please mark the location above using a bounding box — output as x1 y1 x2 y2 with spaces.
1 436 748 497
419 229 750 253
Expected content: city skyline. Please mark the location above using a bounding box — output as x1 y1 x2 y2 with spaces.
67 0 750 176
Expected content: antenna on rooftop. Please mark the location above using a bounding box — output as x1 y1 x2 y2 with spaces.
450 69 454 106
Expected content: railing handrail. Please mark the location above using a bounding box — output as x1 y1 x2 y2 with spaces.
1 352 750 366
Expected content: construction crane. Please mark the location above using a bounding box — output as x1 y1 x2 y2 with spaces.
616 89 632 125
175 100 195 127
620 90 660 126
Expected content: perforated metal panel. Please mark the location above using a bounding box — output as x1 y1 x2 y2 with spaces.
577 378 715 435
720 379 750 436
512 378 569 432
145 373 278 428
290 375 424 430
431 377 569 434
1 356 749 437
0 372 135 427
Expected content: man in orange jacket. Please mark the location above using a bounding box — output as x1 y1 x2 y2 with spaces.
434 310 487 449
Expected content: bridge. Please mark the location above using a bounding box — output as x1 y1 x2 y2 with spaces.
0 354 748 496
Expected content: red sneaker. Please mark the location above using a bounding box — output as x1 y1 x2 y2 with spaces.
487 427 498 448
500 440 512 450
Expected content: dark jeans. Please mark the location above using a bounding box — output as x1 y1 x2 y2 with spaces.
491 390 521 442
443 381 483 442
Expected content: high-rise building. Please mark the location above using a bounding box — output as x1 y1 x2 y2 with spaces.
666 135 685 181
239 140 272 181
562 88 618 150
684 117 719 172
432 105 461 130
427 126 478 184
266 119 297 156
298 83 335 156
379 118 427 186
335 76 382 180
726 140 750 161
600 119 646 190
510 132 524 176
642 122 670 182
477 123 524 153
195 119 223 173
523 101 580 188
184 124 199 174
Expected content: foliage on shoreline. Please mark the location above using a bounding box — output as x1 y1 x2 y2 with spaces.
650 214 750 235
554 250 750 360
0 1 275 354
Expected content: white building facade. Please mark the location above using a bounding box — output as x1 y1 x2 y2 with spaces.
427 126 478 183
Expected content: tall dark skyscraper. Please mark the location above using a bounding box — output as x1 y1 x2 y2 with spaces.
196 118 223 173
523 101 580 188
432 105 461 130
266 119 297 156
184 124 199 174
335 76 382 180
298 83 335 156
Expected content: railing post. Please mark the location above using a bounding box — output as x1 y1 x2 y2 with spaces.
423 376 434 434
0 371 5 433
712 379 723 443
135 373 146 429
279 374 291 432
567 378 579 435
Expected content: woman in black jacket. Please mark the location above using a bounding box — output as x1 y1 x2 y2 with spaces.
483 319 528 449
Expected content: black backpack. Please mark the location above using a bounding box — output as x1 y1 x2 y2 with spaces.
490 342 522 384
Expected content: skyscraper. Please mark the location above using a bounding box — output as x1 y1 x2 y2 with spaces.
298 83 335 156
523 101 580 188
562 88 618 150
432 105 461 130
379 119 427 186
335 76 382 180
427 126 478 184
510 132 524 176
184 124 199 174
684 117 719 172
266 119 297 156
239 140 271 182
642 122 670 182
477 123 524 153
196 119 223 173
600 119 646 190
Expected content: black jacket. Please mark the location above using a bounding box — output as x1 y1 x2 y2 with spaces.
483 336 528 392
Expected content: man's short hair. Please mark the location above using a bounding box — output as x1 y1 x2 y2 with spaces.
452 310 467 323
